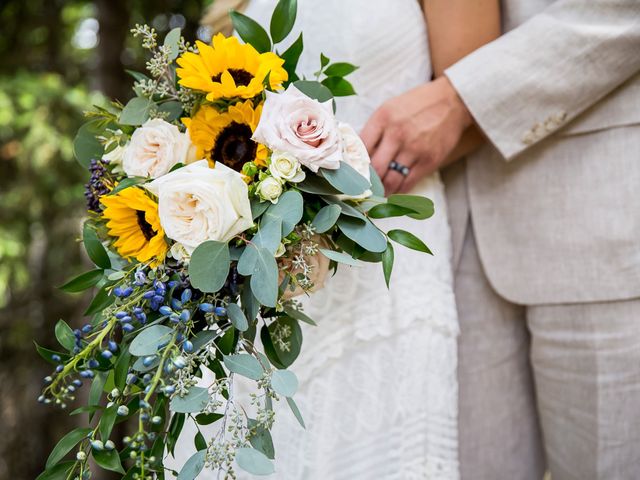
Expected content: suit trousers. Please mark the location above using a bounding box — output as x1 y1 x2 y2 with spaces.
455 222 640 480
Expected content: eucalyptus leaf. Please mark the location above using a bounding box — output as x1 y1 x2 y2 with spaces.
119 96 154 126
191 330 218 352
60 269 103 293
251 197 270 219
270 0 297 44
55 319 76 352
73 121 104 169
226 303 248 332
230 11 271 53
45 427 92 469
164 27 181 61
223 354 263 380
250 247 279 308
83 224 111 269
93 449 125 474
248 419 275 459
312 204 341 233
177 450 206 480
262 190 303 236
252 218 283 254
297 174 341 195
169 386 210 414
271 369 298 397
319 248 362 266
188 241 230 293
388 229 432 254
337 217 387 253
369 165 385 196
266 317 302 368
320 162 370 196
158 100 183 121
241 282 260 322
236 448 275 476
286 397 306 428
129 325 174 356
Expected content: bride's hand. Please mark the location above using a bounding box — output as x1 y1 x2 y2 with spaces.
361 76 472 194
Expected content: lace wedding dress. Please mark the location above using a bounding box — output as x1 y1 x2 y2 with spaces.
173 1 460 478
245 1 460 478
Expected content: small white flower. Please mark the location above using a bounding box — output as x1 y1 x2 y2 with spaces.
168 242 191 264
269 151 306 183
102 138 127 165
256 177 284 204
337 122 372 200
123 118 193 179
147 160 253 252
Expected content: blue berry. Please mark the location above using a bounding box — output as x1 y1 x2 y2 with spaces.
214 306 227 317
142 356 156 367
115 311 128 319
153 294 165 303
108 341 118 352
122 323 134 333
81 324 92 334
72 379 83 387
88 359 99 368
134 271 146 285
199 303 214 313
182 340 194 353
74 329 82 338
173 356 187 369
121 286 133 297
136 312 147 324
119 315 132 323
126 373 137 385
117 405 129 416
90 440 104 451
159 306 172 316
163 385 175 395
169 314 180 324
101 350 113 360
51 354 61 362
142 290 155 299
179 310 191 323
168 280 178 289
181 289 192 303
171 298 182 310
55 365 64 373
80 370 94 378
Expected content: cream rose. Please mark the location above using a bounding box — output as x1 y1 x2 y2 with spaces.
253 86 342 172
147 160 253 252
256 176 283 204
123 118 193 179
338 122 373 199
269 151 306 183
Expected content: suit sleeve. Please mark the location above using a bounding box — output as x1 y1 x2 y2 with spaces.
444 0 640 161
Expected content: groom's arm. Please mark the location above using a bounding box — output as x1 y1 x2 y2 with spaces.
445 0 640 161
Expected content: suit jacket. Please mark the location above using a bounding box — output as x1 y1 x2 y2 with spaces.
443 0 640 305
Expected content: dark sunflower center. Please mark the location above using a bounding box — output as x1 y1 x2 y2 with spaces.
211 68 254 87
212 122 257 171
136 210 156 241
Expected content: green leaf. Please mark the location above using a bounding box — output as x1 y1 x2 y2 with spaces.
45 427 92 469
236 448 275 476
70 405 102 416
59 269 104 293
223 354 263 380
167 413 186 455
99 405 118 442
230 10 271 53
129 325 174 356
93 449 125 474
261 326 286 369
293 80 333 103
322 77 356 97
242 282 260 322
369 166 385 196
54 319 76 352
262 190 303 236
84 286 114 316
83 224 111 269
271 369 298 397
73 121 104 169
170 386 210 413
248 419 275 459
337 217 387 253
194 431 207 451
158 100 184 122
324 62 358 77
251 197 270 220
35 342 70 365
190 330 218 353
108 176 147 195
312 204 341 233
195 413 223 425
286 397 306 428
188 241 230 293
388 229 432 254
270 0 297 44
367 203 417 219
382 242 394 288
114 347 131 390
319 248 362 266
89 371 108 407
252 218 283 254
226 303 248 332
119 96 154 126
324 197 367 221
250 247 279 308
387 194 434 220
320 162 370 196
164 27 181 61
217 328 237 355
177 450 207 480
282 306 316 325
320 53 330 68
266 317 302 368
126 70 149 83
280 33 303 81
36 461 76 480
297 174 341 195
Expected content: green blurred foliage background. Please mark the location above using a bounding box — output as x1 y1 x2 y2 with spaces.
0 1 211 478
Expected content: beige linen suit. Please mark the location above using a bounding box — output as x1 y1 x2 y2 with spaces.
442 1 640 478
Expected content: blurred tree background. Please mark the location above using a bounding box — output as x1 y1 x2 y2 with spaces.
0 1 213 478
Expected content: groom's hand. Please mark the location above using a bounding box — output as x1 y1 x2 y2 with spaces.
361 76 473 194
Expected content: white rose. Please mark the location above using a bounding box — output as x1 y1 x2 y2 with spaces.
147 160 253 252
269 151 306 183
338 122 373 199
256 176 283 204
253 85 342 173
123 118 193 179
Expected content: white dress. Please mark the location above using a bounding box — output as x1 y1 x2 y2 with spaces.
173 1 460 478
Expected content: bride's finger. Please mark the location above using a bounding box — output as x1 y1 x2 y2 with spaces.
360 110 385 155
371 134 400 179
383 152 414 194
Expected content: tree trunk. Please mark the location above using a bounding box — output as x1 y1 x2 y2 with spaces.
96 0 130 101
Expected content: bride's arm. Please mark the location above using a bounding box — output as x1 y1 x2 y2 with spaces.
423 0 501 161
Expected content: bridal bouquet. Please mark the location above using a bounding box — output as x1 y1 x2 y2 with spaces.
37 1 434 479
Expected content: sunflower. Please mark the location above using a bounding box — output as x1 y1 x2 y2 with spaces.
183 100 268 171
176 34 288 101
100 187 168 266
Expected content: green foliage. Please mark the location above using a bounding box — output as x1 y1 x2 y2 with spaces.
270 0 298 44
230 11 272 53
188 241 231 293
235 448 275 476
